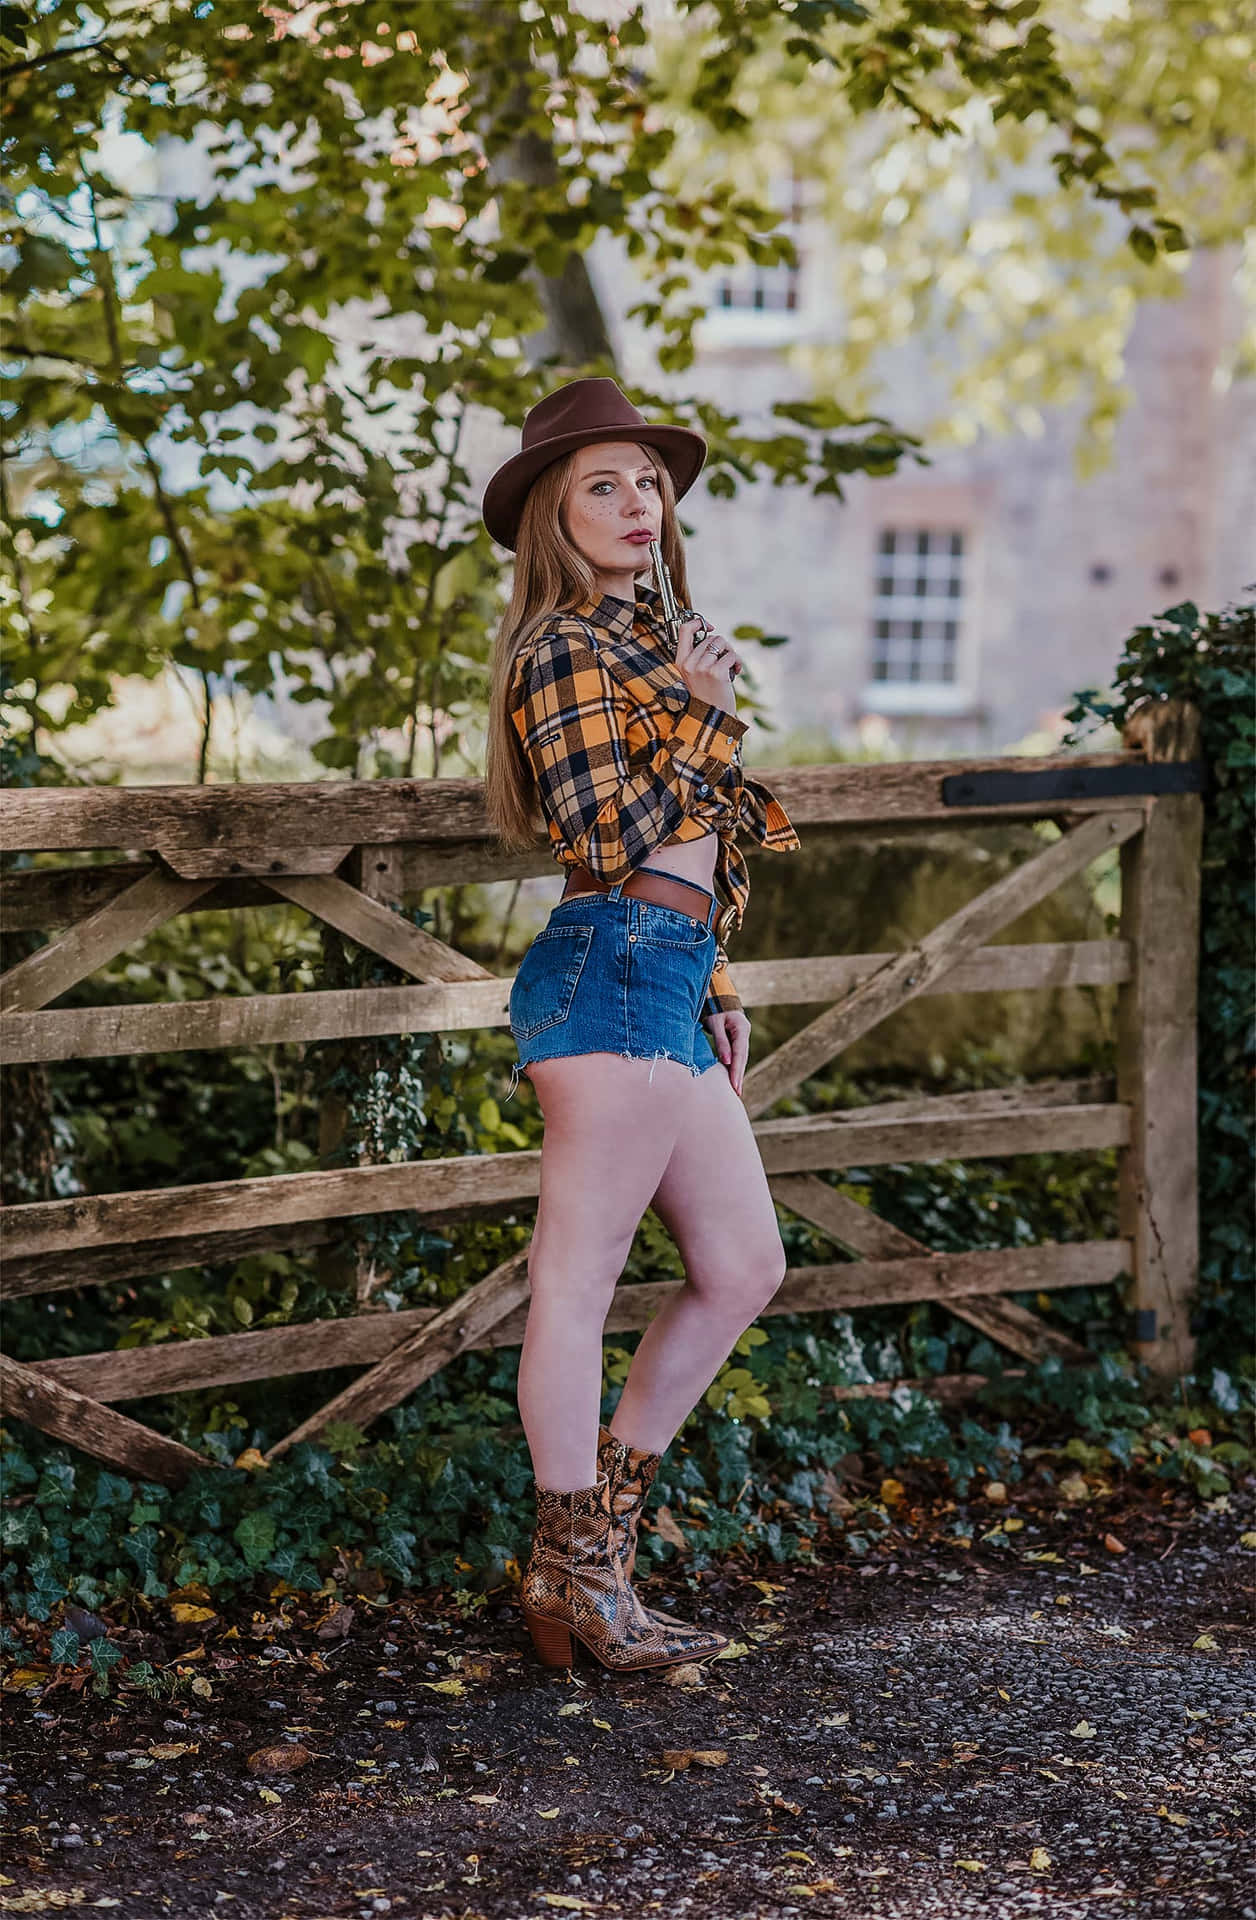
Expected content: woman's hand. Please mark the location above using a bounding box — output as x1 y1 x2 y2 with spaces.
677 614 743 712
704 1007 750 1099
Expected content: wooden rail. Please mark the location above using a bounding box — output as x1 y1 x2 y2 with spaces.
0 715 1202 1485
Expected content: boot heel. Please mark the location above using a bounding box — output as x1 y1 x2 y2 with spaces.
523 1607 576 1668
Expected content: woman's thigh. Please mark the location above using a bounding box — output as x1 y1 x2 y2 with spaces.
645 1066 787 1295
525 1053 703 1281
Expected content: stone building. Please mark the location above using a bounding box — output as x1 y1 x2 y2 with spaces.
470 225 1253 757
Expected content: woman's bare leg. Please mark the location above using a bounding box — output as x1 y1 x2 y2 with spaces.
611 1066 787 1454
518 1052 695 1490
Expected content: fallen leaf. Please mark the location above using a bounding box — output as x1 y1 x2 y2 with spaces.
256 1787 281 1805
880 1478 906 1506
1070 1721 1097 1739
662 1748 728 1771
422 1677 466 1697
1156 1805 1190 1826
955 1859 986 1871
1102 1532 1127 1554
1058 1475 1089 1502
557 1702 585 1717
1186 1428 1212 1447
0 1890 89 1911
190 1677 213 1700
818 1712 849 1728
315 1603 355 1641
652 1505 688 1552
469 1794 499 1806
662 1664 707 1688
1192 1633 1220 1651
538 1808 560 1819
1239 1532 1256 1549
1029 1846 1052 1871
592 1718 612 1730
1003 1517 1024 1532
713 1639 752 1661
785 1888 817 1899
232 1448 269 1472
1 1669 46 1693
147 1743 199 1760
170 1603 217 1624
539 1899 595 1913
246 1744 313 1775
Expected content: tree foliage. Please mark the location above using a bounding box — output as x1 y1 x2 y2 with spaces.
661 0 1251 455
1 0 1204 773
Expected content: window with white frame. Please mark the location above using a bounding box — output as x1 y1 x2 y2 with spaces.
712 173 805 314
870 528 965 685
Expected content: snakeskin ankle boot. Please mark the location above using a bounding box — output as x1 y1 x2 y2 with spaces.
597 1422 661 1582
596 1424 730 1649
519 1473 727 1672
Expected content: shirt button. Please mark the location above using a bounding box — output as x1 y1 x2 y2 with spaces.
697 782 710 795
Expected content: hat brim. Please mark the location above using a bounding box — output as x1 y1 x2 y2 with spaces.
481 422 707 552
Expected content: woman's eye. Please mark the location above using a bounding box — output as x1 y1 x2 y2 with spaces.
592 476 656 494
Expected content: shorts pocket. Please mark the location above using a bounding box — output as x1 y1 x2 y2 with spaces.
509 923 595 1042
637 903 715 951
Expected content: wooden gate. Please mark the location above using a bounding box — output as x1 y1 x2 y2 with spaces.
0 704 1203 1487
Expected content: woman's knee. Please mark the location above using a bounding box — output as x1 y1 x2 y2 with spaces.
692 1243 787 1318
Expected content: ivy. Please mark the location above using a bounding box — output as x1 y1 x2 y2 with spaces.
1066 599 1255 1372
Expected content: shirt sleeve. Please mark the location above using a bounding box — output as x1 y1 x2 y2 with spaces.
701 944 742 1022
513 622 748 882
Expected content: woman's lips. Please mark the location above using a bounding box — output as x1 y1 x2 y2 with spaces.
622 531 654 543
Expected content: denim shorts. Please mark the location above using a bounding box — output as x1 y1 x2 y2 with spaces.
505 870 723 1097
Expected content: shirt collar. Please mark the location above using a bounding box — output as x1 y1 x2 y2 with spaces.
574 581 670 651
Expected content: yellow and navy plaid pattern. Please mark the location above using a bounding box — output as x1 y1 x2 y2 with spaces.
508 583 800 1020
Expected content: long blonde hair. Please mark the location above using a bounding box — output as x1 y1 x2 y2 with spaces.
483 442 695 853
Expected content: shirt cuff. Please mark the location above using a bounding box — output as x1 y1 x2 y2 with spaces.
667 696 749 786
701 947 742 1021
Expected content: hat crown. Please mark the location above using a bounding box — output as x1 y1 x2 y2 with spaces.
522 377 645 452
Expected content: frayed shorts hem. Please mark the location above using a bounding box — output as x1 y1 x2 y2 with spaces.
506 1046 719 1100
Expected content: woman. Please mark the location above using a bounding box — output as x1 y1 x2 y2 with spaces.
482 377 801 1672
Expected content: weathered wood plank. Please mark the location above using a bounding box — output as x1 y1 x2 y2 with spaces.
264 1250 533 1458
1 1095 1129 1258
742 811 1145 1118
4 1083 1111 1296
265 874 494 982
945 1294 1090 1364
0 945 1130 1065
0 1351 219 1488
157 843 356 879
0 753 1154 853
1117 702 1202 1378
27 1240 1127 1404
766 1172 1087 1363
0 1198 527 1299
0 867 215 1014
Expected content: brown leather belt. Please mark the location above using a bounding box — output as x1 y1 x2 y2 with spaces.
560 862 736 944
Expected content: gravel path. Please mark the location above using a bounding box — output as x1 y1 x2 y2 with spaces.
3 1481 1252 1919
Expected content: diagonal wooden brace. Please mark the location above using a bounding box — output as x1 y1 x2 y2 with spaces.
743 810 1144 1119
265 874 493 983
264 1248 532 1460
0 867 215 1014
768 1172 1088 1365
0 1351 220 1489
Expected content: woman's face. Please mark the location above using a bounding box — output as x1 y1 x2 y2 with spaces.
561 440 662 587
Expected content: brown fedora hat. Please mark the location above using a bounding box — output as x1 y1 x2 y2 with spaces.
481 376 707 552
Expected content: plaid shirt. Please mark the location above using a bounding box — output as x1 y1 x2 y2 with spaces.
508 582 800 1020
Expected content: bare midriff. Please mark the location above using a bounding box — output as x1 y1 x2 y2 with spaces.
563 828 720 904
